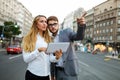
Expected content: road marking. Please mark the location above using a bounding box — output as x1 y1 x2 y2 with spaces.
104 57 111 61
78 60 89 67
9 54 22 59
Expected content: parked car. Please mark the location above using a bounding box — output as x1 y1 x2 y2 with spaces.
6 45 22 54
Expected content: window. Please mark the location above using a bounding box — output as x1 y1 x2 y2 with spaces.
110 6 112 9
103 22 106 26
110 36 112 40
99 37 101 40
104 9 107 12
106 29 109 33
100 23 102 27
94 25 96 28
118 28 120 32
103 37 105 40
118 12 120 16
111 20 113 25
118 20 120 24
117 35 120 40
107 21 109 26
110 28 113 32
103 30 105 33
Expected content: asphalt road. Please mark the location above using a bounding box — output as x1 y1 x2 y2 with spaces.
77 51 120 80
0 51 27 80
0 51 120 80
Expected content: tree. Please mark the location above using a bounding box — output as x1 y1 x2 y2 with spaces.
0 25 3 37
3 21 21 39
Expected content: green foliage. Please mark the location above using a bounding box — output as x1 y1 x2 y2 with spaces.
3 21 21 38
0 25 3 35
118 54 120 58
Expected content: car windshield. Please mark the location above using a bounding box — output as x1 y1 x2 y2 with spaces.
9 45 20 48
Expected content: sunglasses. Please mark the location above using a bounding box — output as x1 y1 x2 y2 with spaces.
48 23 58 27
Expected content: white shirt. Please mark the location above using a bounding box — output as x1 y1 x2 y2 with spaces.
23 33 57 76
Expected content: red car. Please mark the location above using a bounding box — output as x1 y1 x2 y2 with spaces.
6 45 22 54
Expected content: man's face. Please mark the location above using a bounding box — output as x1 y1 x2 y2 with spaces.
48 20 59 34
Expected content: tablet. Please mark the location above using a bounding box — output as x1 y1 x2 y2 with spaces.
46 42 70 53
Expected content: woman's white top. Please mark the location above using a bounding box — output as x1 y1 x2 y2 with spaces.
22 33 57 76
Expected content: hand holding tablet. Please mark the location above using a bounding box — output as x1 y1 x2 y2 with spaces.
46 42 70 53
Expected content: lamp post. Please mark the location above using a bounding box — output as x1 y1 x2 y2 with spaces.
1 25 5 39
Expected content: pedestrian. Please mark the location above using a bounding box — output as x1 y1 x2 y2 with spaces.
22 15 62 80
47 15 86 80
112 48 118 56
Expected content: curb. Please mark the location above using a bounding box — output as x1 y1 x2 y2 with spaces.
105 55 120 60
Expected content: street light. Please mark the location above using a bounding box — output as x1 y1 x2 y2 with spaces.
0 25 5 40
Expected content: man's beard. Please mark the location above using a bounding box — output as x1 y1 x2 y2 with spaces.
51 29 58 36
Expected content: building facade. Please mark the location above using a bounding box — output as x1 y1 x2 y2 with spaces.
93 0 120 52
0 0 33 38
62 12 74 30
85 9 94 43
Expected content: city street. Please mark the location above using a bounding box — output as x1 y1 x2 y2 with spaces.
77 51 120 80
0 51 26 80
0 51 120 80
1 0 120 80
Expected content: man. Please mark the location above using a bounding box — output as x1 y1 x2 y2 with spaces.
47 15 86 80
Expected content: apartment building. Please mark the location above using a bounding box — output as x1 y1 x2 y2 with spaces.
62 7 86 32
85 9 94 42
93 0 120 51
62 12 74 30
61 0 120 51
73 8 85 32
0 0 33 38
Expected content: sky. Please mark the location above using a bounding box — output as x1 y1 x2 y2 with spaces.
18 0 107 23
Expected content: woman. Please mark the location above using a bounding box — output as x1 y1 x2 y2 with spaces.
22 15 62 80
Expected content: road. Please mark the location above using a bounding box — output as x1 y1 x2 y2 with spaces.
77 51 120 80
0 51 27 80
0 51 120 80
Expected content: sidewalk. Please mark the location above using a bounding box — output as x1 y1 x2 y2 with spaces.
105 55 120 60
0 48 6 52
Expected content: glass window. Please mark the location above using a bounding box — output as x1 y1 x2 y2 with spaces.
107 21 109 26
111 20 113 25
110 28 113 32
103 30 105 33
118 20 120 24
106 29 109 33
117 35 120 40
118 28 120 32
110 36 112 40
94 25 96 28
118 12 120 16
103 22 106 26
103 36 105 40
100 23 102 27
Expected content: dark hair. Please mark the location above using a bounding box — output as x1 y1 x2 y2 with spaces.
47 16 58 24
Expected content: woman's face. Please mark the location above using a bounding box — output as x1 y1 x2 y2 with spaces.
36 17 47 31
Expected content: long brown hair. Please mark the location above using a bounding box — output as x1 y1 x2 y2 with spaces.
22 15 51 52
